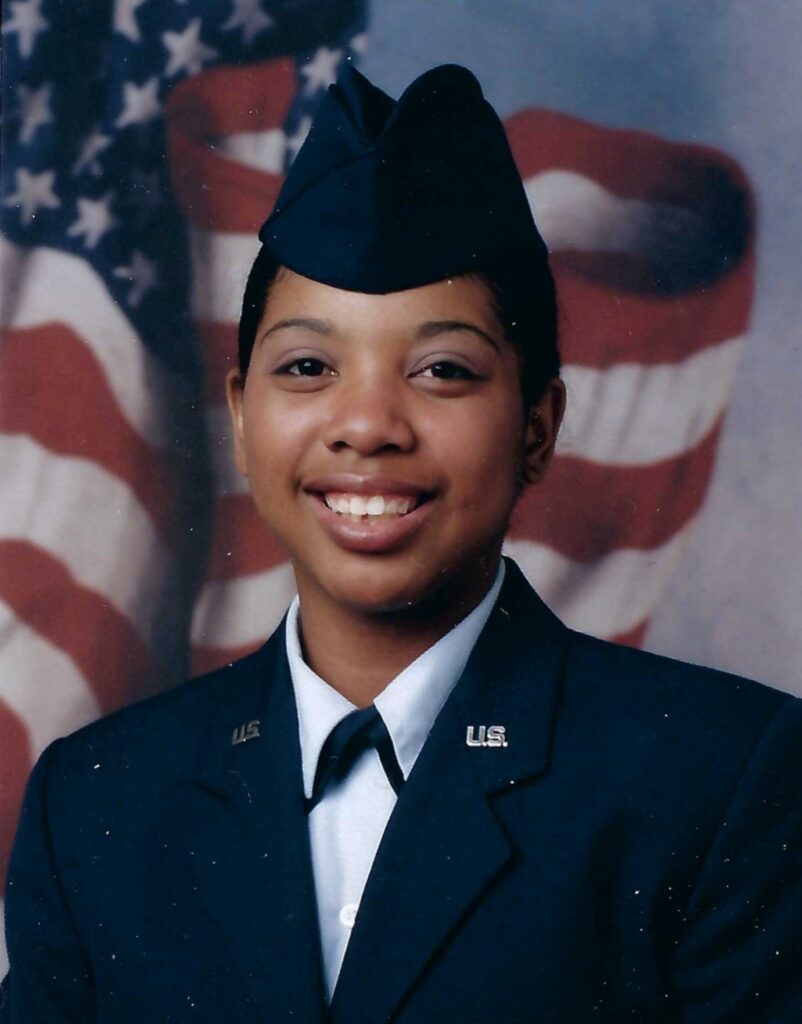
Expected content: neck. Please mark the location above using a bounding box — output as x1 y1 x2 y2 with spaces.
294 560 501 707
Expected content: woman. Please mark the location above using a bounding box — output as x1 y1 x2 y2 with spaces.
3 64 802 1023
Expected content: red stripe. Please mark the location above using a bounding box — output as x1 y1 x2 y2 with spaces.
553 258 752 367
505 108 755 367
507 108 753 206
0 324 184 549
610 620 650 648
0 700 33 889
509 421 721 562
166 59 295 232
193 256 752 376
0 541 166 713
207 494 288 581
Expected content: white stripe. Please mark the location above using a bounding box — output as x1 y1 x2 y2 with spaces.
0 600 101 759
0 434 185 668
189 227 260 324
0 236 180 449
218 128 286 174
525 169 697 253
503 522 696 638
558 337 745 465
191 561 296 649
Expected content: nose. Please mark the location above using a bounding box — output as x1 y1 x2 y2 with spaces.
322 374 415 456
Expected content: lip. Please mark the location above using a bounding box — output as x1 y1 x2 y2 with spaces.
303 476 436 555
303 474 431 498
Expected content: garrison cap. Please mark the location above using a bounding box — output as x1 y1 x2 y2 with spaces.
258 63 548 293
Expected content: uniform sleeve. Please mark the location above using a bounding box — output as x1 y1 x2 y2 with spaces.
0 740 96 1022
671 697 802 1022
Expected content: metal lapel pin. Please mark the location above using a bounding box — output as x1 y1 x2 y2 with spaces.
232 719 261 745
465 725 508 748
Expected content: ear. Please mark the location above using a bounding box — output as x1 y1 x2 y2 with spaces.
225 367 249 478
522 378 566 485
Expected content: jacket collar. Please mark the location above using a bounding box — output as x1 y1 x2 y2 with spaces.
449 556 569 793
189 559 569 1024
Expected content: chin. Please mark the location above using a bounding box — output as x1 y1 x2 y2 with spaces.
322 558 441 616
302 540 501 620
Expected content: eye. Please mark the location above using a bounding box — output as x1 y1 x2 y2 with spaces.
279 357 331 377
415 360 480 381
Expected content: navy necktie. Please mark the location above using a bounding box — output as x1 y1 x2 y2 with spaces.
306 705 405 812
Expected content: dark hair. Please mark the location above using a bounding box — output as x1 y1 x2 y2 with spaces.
237 246 560 407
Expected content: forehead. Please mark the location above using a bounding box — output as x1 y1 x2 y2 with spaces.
260 269 499 334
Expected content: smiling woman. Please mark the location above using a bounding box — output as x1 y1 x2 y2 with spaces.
226 268 564 700
3 63 802 1024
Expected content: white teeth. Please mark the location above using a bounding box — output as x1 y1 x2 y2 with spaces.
322 493 420 519
349 496 367 516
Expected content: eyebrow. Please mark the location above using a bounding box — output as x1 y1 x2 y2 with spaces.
259 316 500 351
260 317 334 341
415 320 500 352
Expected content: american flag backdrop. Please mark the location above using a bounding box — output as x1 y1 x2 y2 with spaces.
0 0 753 971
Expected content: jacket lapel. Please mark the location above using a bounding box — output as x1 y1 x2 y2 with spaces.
329 561 569 1023
190 627 326 1022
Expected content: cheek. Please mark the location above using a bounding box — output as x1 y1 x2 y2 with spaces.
435 401 525 507
241 396 313 478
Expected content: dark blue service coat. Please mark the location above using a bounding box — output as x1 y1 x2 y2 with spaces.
2 560 802 1022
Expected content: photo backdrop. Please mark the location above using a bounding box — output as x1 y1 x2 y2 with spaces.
2 0 801 972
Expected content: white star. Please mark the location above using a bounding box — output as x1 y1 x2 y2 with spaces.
222 0 273 45
16 82 53 144
162 18 217 78
115 76 161 129
2 0 49 59
113 0 146 44
300 46 342 95
67 193 118 249
284 115 311 164
72 128 112 176
114 251 158 307
3 167 59 223
349 32 368 55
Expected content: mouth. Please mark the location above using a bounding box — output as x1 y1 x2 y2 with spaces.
316 491 428 523
302 478 436 554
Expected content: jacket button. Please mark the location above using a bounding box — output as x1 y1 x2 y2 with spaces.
339 903 358 928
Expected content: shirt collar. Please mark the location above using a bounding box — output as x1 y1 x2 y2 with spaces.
286 563 505 799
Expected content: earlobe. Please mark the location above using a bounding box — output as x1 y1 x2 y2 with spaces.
225 368 249 478
522 378 566 485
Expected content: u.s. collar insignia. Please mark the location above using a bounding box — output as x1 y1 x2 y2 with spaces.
232 719 261 745
466 725 508 748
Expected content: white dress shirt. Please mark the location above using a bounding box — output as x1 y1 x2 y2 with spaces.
285 563 504 1000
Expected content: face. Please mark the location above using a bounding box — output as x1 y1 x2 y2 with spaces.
227 269 564 619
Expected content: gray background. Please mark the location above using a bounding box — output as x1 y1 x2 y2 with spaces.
362 0 802 694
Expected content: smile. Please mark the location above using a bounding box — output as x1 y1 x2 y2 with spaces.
321 493 421 522
303 478 435 554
